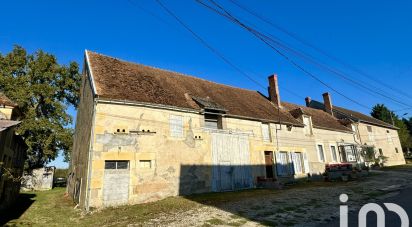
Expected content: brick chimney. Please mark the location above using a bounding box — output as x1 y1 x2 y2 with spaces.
305 97 311 107
268 74 281 107
322 92 333 116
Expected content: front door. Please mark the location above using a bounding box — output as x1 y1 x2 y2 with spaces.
264 151 274 178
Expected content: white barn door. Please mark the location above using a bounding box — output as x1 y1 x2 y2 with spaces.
211 133 252 192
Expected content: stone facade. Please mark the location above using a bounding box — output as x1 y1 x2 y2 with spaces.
69 51 405 210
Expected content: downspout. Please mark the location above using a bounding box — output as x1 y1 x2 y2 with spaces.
85 98 97 211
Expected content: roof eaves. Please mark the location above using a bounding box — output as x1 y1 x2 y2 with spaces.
85 50 98 96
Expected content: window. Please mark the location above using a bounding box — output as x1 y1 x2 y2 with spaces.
317 144 325 162
351 124 357 132
204 114 222 129
261 123 271 142
139 160 152 169
291 152 304 174
276 152 289 176
367 126 374 141
386 131 393 144
303 116 312 135
395 148 399 153
170 115 183 137
104 160 129 169
330 145 338 162
379 148 383 156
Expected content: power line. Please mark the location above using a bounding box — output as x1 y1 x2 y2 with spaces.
154 0 268 91
196 0 371 110
204 0 412 109
228 0 412 101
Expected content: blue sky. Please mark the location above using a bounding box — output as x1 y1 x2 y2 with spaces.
1 0 412 168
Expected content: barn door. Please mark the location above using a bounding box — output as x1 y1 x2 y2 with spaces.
211 133 252 192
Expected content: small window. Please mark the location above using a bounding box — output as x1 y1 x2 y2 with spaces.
367 126 373 133
378 149 383 156
303 116 312 135
116 161 129 169
204 114 222 129
395 148 399 153
261 123 271 142
105 160 129 169
139 160 152 169
104 161 116 169
170 115 184 137
317 144 325 162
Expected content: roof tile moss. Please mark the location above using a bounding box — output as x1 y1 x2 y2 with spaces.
86 51 302 125
282 102 352 132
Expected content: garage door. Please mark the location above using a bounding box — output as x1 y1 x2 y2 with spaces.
103 160 130 207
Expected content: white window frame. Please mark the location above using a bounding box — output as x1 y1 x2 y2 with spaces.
170 115 184 137
291 152 304 174
316 143 326 162
330 144 338 162
261 123 271 142
303 115 313 135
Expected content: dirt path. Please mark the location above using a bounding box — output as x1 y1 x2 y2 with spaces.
138 171 412 226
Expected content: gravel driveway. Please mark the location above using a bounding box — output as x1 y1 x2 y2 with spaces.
137 170 412 226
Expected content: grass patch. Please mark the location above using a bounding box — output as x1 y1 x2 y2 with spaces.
227 219 247 226
205 218 226 225
4 188 201 226
381 163 412 171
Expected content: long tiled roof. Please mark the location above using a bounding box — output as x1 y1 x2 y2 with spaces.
309 100 397 129
86 51 303 125
282 102 352 132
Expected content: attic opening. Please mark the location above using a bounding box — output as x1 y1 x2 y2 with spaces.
204 110 223 129
191 96 226 130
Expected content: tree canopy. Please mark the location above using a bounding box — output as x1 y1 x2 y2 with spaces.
0 46 81 168
371 104 412 151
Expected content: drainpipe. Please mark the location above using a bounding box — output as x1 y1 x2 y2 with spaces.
85 98 97 211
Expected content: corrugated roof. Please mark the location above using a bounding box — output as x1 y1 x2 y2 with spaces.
282 102 352 132
86 51 303 126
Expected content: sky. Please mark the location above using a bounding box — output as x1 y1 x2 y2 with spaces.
1 0 412 168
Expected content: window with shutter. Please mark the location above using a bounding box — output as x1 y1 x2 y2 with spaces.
261 123 271 142
303 116 313 135
170 115 183 137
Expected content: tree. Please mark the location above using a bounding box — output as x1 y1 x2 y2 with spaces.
0 46 81 168
371 104 412 151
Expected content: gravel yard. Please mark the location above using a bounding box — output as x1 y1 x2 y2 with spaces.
3 169 412 227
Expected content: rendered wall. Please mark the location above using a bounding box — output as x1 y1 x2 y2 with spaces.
357 123 405 166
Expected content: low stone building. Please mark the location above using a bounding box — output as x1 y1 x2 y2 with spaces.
0 93 26 211
21 166 55 191
307 94 405 166
68 51 405 209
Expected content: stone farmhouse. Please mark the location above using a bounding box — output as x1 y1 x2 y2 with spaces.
0 93 26 211
68 51 405 209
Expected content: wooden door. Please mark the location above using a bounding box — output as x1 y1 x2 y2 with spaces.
264 151 274 178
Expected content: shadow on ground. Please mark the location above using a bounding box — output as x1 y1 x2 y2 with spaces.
0 193 36 225
178 164 302 226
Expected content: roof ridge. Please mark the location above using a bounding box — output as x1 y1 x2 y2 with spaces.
86 50 261 94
